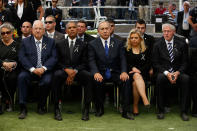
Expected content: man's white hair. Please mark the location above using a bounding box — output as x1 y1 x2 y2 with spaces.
162 23 176 31
33 20 45 28
183 1 190 7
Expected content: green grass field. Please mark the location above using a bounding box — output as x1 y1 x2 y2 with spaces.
0 102 197 131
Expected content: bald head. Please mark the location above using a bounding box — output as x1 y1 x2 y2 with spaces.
21 21 32 37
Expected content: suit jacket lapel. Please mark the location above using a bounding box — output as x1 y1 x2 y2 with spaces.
72 39 80 61
98 38 106 59
30 36 38 64
64 39 72 62
108 38 115 59
54 31 58 39
41 36 48 59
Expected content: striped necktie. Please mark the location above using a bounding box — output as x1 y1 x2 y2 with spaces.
36 41 42 68
168 43 174 72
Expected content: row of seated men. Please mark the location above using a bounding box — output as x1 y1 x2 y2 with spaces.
0 16 196 122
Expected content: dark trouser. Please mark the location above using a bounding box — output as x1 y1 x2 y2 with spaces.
190 75 197 114
156 73 189 113
18 71 52 107
0 69 18 104
52 69 93 109
94 72 131 113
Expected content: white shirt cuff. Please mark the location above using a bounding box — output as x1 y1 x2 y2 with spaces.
164 71 169 76
30 67 35 72
42 66 47 71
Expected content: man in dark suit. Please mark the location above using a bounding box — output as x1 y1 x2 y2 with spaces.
52 21 93 121
17 20 57 119
88 21 133 120
135 19 155 52
152 23 189 121
45 0 62 32
177 1 191 39
106 18 127 43
44 15 65 42
188 36 197 117
77 20 95 44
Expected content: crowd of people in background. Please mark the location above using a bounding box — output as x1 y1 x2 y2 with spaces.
0 0 197 124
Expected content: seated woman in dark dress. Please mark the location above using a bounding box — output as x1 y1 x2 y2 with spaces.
0 22 20 114
125 29 151 115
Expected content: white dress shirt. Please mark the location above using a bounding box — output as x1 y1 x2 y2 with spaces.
47 31 55 39
100 37 110 48
68 37 76 47
17 3 24 19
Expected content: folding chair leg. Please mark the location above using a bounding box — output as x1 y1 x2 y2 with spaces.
117 87 119 111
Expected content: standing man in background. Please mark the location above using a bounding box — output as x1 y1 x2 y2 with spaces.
45 0 62 32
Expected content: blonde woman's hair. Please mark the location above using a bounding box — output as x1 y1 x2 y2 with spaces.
125 29 146 52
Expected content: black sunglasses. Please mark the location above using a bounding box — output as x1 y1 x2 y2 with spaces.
45 21 53 24
1 31 11 36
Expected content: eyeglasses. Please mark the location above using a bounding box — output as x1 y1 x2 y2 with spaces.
52 1 58 3
1 31 11 36
45 21 53 24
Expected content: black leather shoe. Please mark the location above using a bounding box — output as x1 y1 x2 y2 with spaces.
37 107 47 115
122 112 134 120
95 106 104 117
95 110 104 117
157 113 164 119
18 109 27 119
181 113 189 121
54 109 62 121
192 113 197 117
82 109 89 121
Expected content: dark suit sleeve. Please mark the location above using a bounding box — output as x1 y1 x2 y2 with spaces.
152 42 166 73
56 9 62 24
177 42 188 73
88 42 99 75
119 42 127 73
18 40 34 71
44 8 50 18
43 39 57 71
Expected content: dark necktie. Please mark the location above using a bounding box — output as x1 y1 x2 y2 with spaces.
80 37 83 42
36 41 42 68
168 43 174 72
105 40 111 79
70 41 74 60
52 8 56 16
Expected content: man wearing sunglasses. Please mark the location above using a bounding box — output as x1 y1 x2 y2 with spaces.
44 15 64 42
45 0 62 32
